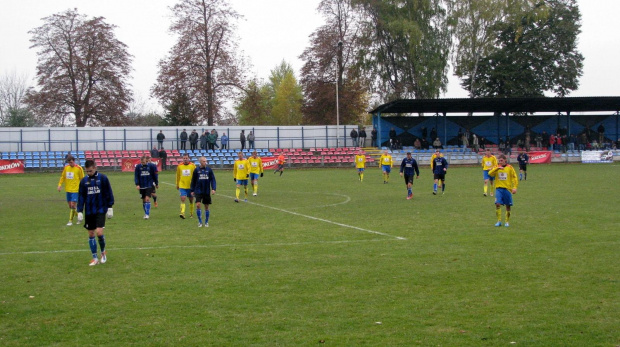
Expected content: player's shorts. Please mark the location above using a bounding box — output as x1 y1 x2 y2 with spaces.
236 179 248 186
483 170 495 181
434 173 446 180
403 174 414 185
357 168 365 173
250 173 260 180
179 188 192 197
194 193 212 205
84 213 106 230
382 165 391 173
519 164 527 172
276 164 284 171
139 187 153 199
66 192 78 202
495 188 513 206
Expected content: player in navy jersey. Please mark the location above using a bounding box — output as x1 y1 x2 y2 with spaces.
432 154 448 195
517 150 529 181
77 160 114 266
134 155 158 219
399 152 420 200
191 156 217 227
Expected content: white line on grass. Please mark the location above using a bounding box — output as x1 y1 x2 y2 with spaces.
160 181 406 240
0 239 397 256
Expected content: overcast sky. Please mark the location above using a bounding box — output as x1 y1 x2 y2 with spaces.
1 0 618 112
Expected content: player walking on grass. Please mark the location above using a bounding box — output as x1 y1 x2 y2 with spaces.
233 152 250 202
274 153 285 176
77 160 114 266
248 151 264 196
191 157 216 227
517 150 529 181
150 156 159 207
135 155 158 219
57 155 84 226
481 148 497 196
354 149 366 182
488 154 518 227
399 152 419 200
432 153 448 195
379 150 393 183
430 149 443 191
176 154 196 219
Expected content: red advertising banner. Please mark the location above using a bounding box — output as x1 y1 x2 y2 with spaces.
527 151 552 164
260 156 278 170
121 158 162 172
0 159 25 174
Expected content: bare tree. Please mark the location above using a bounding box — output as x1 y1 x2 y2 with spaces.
26 9 133 127
152 0 248 126
0 70 31 125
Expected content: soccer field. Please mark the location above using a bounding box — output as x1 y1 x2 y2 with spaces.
1 164 618 346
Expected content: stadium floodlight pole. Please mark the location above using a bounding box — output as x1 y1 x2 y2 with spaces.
336 41 343 148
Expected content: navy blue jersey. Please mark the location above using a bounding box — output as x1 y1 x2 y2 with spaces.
432 157 449 175
191 165 217 195
517 153 529 165
77 172 114 215
134 162 158 188
400 157 420 176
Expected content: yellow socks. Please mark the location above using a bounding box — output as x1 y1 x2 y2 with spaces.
484 185 488 194
69 209 75 221
253 184 258 194
496 208 501 221
189 202 195 216
236 187 240 199
181 203 186 215
506 211 511 223
244 187 248 198
360 173 364 181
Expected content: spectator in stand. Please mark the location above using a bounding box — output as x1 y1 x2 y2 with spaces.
371 127 378 147
598 123 605 144
579 133 587 151
421 126 427 141
240 130 246 150
542 131 549 149
457 128 463 147
472 134 479 152
156 130 165 149
358 127 367 147
535 133 543 149
421 138 429 150
432 137 442 149
555 134 563 152
200 131 208 150
207 130 216 150
189 130 199 151
479 137 486 150
517 138 524 150
212 129 219 149
549 133 556 151
505 136 512 155
414 138 421 150
430 127 437 143
389 127 397 145
158 147 168 170
350 128 358 147
150 146 159 159
180 129 188 150
221 132 229 150
462 133 469 149
247 131 255 149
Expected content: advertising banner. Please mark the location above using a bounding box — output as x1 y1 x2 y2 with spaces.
581 150 614 163
121 158 162 172
0 159 25 174
261 157 278 170
527 151 552 164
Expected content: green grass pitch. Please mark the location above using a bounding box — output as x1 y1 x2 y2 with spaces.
0 163 618 346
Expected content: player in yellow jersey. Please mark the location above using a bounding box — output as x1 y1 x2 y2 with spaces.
57 155 85 226
481 148 498 197
248 151 264 196
354 149 366 182
488 154 518 227
233 152 250 202
379 150 393 183
176 154 196 219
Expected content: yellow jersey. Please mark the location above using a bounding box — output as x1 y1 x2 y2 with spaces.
354 154 366 169
481 155 498 171
58 164 84 193
247 156 264 174
488 164 518 190
233 159 250 180
176 163 196 189
379 154 392 167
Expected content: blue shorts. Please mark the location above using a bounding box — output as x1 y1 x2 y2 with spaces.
382 165 391 173
66 192 78 202
179 188 192 197
250 173 260 180
236 179 248 186
483 170 495 181
357 168 365 173
495 188 513 206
